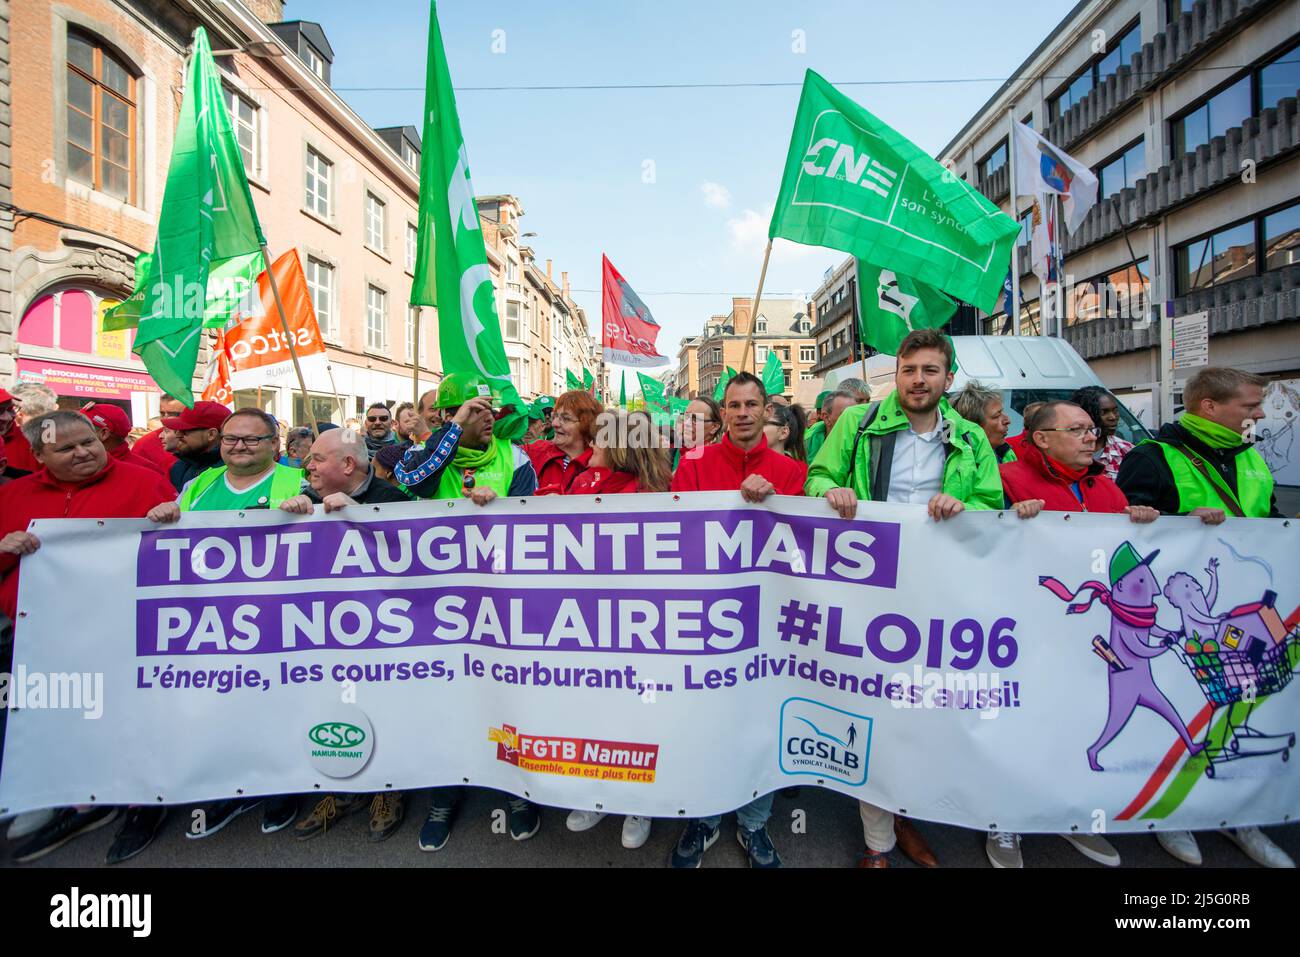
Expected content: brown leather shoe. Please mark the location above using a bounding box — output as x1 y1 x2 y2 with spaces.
858 848 891 868
894 817 939 867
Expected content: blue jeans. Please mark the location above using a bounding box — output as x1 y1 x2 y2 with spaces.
701 792 773 832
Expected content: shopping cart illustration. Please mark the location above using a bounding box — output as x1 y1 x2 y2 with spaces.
1168 630 1299 778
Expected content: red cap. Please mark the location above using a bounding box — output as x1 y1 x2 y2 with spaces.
0 388 12 403
81 403 132 438
162 401 231 432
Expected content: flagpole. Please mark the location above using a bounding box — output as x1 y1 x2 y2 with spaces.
412 306 422 409
738 239 773 375
325 362 347 424
259 244 318 439
1006 107 1022 338
1054 193 1066 337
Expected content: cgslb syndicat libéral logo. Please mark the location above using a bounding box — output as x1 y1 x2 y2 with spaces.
305 705 374 778
779 697 872 786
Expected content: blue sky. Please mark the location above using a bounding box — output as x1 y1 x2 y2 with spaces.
309 0 1077 379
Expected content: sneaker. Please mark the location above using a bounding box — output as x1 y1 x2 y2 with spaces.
12 806 120 863
186 798 261 840
621 815 651 850
417 792 459 852
736 823 782 868
105 807 166 865
260 795 298 834
566 809 607 832
507 797 541 841
1223 826 1295 868
670 819 720 868
6 808 55 841
292 794 365 840
1063 832 1121 867
1156 829 1202 866
369 792 405 842
985 831 1023 869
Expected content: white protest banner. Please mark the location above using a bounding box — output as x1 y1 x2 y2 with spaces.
2 495 1297 834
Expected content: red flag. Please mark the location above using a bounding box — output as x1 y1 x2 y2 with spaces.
601 255 667 368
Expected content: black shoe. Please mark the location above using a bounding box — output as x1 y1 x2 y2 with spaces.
185 798 261 840
12 806 120 863
105 807 167 865
418 790 459 852
507 797 541 841
261 795 298 834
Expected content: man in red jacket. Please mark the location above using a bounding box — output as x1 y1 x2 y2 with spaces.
81 403 166 476
0 388 41 478
671 372 806 499
1001 401 1157 520
669 372 805 870
130 395 185 475
986 399 1156 871
0 410 175 867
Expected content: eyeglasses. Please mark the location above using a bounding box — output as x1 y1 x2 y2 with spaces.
366 415 390 423
553 413 579 425
220 433 275 448
1037 426 1101 439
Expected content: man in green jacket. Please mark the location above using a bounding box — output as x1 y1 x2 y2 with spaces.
805 329 1002 868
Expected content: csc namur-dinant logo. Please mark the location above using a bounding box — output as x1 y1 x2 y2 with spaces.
780 697 873 786
305 707 376 778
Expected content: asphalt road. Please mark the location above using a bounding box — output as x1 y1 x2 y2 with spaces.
4 787 1297 869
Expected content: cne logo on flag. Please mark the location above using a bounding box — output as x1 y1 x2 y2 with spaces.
797 111 900 204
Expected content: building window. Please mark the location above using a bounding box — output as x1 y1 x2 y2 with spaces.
224 86 259 176
304 256 335 340
304 147 331 217
401 140 418 170
406 305 425 365
505 301 521 340
1263 202 1300 271
800 371 813 381
1016 208 1033 247
756 346 768 363
777 346 790 361
406 222 418 273
1096 139 1145 199
366 284 388 352
756 316 767 333
1069 259 1150 325
1174 221 1256 295
1171 76 1251 157
365 192 387 252
1048 21 1141 122
67 31 135 201
508 357 521 391
977 140 1008 186
303 44 324 79
1259 40 1300 114
800 345 815 363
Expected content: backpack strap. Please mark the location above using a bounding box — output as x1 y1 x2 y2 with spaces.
847 402 881 491
1167 441 1247 518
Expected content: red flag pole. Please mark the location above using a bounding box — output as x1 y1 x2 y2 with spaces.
738 239 773 376
259 244 317 439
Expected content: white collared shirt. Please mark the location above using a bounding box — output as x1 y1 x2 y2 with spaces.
886 414 946 504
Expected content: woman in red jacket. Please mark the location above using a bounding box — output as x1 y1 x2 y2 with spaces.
569 410 672 495
526 390 602 494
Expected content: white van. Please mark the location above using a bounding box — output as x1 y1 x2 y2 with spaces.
821 336 1152 444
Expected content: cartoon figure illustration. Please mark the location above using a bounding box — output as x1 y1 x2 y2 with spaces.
1041 542 1206 771
847 723 857 749
1257 379 1299 481
1163 558 1228 642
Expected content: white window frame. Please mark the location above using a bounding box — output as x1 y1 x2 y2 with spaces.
366 284 388 353
224 85 260 178
800 345 815 363
401 140 418 170
365 192 387 253
304 255 336 341
505 300 521 341
405 222 418 273
304 147 332 218
303 44 324 79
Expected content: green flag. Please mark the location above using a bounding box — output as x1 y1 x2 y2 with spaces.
637 372 666 410
712 366 738 403
582 367 595 394
667 396 690 414
411 2 520 416
101 251 153 332
107 27 265 403
619 370 627 409
761 351 785 396
769 70 1018 312
857 261 957 357
565 369 583 392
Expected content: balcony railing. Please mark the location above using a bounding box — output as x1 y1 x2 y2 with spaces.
812 293 854 335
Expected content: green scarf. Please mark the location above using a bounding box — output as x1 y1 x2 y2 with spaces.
1180 413 1244 450
451 441 498 471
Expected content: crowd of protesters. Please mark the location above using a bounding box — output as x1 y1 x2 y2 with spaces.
0 328 1292 869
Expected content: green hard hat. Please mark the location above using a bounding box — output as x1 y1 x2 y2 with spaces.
435 371 495 409
1109 541 1160 585
816 389 832 410
525 400 546 421
534 395 556 410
